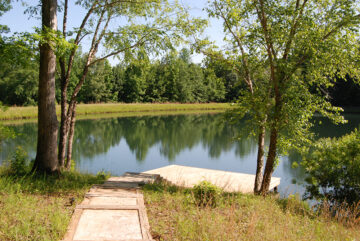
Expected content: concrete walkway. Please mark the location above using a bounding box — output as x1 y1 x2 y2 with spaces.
63 172 159 241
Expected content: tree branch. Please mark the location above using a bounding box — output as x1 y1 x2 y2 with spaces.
214 1 253 93
255 0 277 92
283 0 308 60
89 29 155 66
322 14 360 40
62 0 68 38
64 0 99 87
256 0 276 60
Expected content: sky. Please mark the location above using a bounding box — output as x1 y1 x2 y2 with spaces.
1 0 225 65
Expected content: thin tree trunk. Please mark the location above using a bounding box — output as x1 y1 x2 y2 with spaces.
66 102 77 170
254 124 266 193
33 0 59 173
260 125 278 195
58 0 69 168
260 78 282 195
58 76 68 167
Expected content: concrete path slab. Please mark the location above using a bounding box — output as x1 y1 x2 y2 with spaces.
63 173 157 241
73 210 142 240
143 165 281 193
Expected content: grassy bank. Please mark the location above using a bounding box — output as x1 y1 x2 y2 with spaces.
1 171 358 240
0 168 107 241
0 103 233 121
143 183 360 241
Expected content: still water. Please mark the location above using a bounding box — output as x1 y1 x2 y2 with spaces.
1 113 360 197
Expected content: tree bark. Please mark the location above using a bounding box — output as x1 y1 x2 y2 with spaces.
254 124 266 193
260 126 278 195
33 0 59 173
58 0 69 168
260 75 282 195
66 102 77 170
58 63 68 167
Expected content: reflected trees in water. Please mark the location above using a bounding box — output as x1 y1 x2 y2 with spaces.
2 114 257 164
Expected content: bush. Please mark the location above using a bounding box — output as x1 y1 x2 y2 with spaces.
8 147 30 176
193 181 222 207
301 128 360 204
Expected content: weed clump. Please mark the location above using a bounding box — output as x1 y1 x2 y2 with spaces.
6 147 31 176
193 181 222 207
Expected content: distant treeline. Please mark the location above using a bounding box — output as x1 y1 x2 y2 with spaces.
0 45 359 106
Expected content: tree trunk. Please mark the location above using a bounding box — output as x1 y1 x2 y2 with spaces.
65 102 77 170
254 124 266 193
58 79 69 167
260 83 281 195
33 0 59 173
260 125 278 195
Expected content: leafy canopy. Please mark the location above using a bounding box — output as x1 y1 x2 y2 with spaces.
205 0 360 155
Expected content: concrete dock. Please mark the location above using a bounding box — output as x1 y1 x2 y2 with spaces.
144 165 281 193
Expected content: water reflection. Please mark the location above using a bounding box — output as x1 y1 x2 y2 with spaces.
69 114 259 162
1 112 359 196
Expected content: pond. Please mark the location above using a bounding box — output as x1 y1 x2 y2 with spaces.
1 112 360 197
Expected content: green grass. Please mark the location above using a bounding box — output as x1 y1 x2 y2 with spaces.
0 103 233 122
143 183 360 241
0 167 107 241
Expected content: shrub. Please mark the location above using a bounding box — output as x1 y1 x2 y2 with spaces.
193 181 222 207
8 147 30 176
301 128 360 204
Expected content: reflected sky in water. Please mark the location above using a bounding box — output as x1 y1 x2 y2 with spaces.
1 112 359 197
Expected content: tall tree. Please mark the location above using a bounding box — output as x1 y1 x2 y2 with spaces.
57 0 207 168
32 0 59 173
205 0 360 194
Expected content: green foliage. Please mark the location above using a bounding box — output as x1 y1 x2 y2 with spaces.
78 59 116 103
32 27 77 58
0 0 11 34
193 181 222 207
202 54 244 101
0 44 227 105
0 123 14 144
204 0 360 178
0 34 38 106
301 129 360 204
117 49 226 103
7 147 30 176
95 170 111 180
0 0 11 16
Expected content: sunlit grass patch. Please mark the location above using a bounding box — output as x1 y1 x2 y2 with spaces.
0 168 107 241
0 103 233 122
